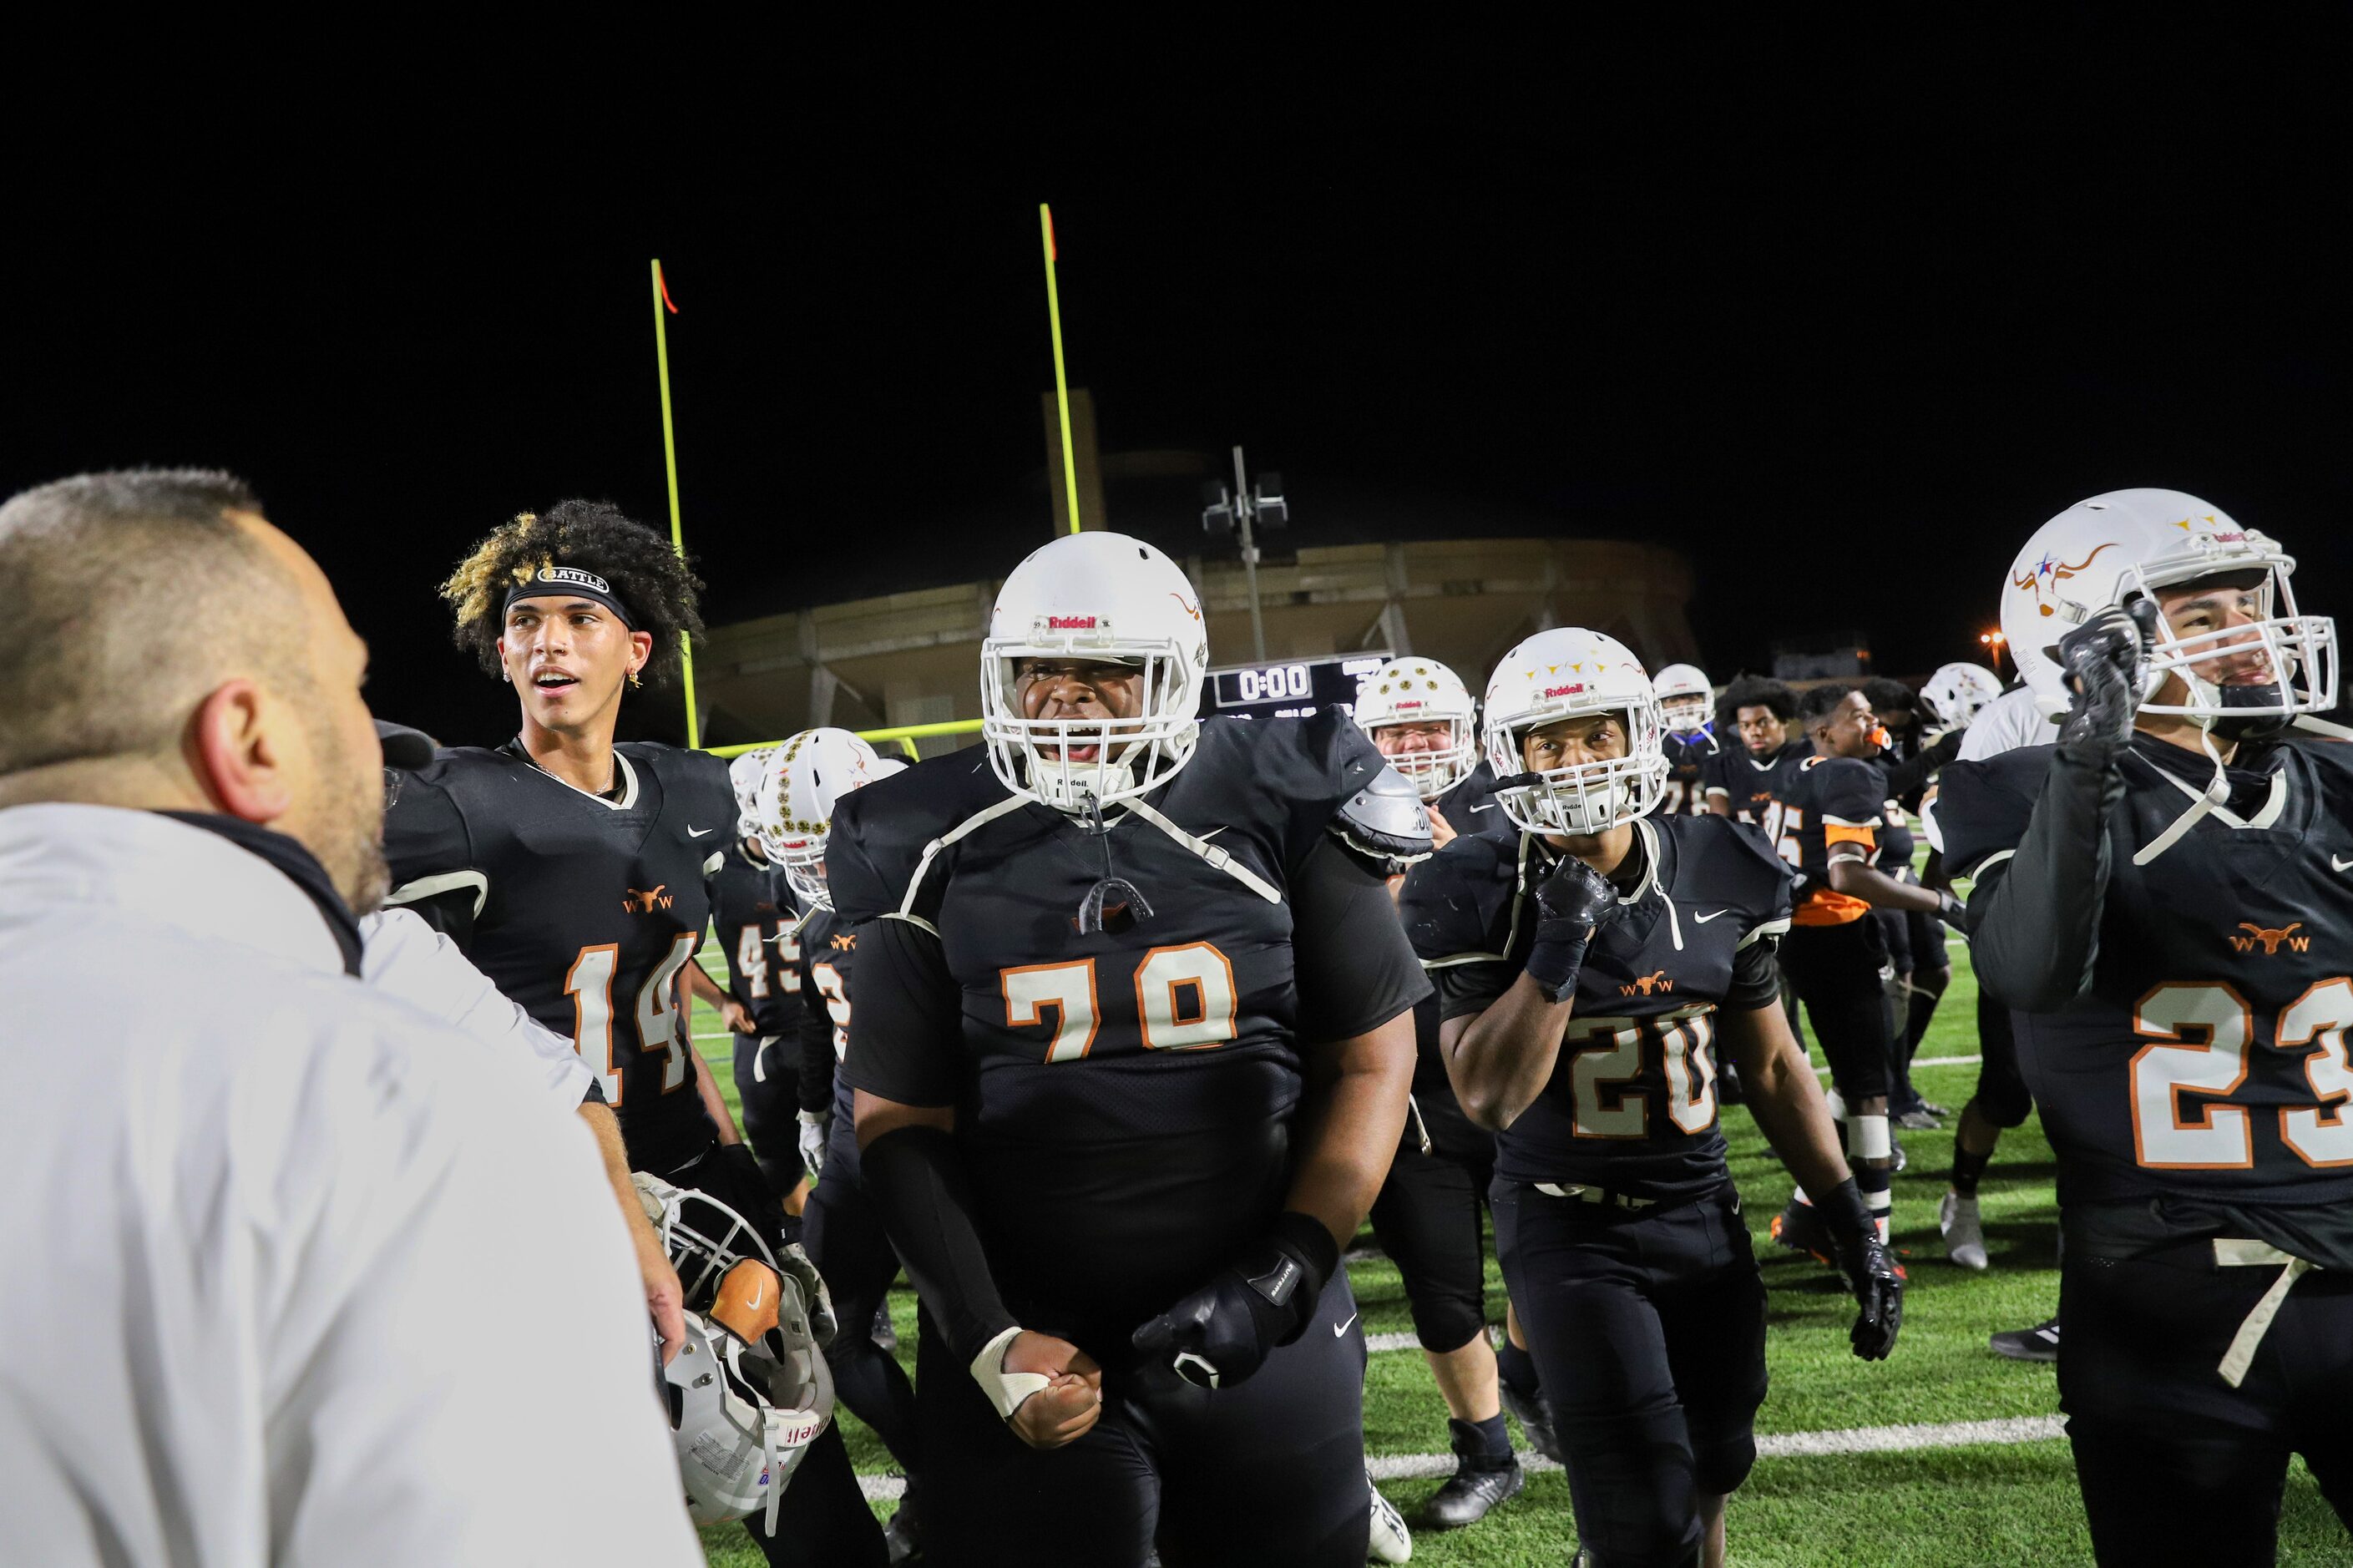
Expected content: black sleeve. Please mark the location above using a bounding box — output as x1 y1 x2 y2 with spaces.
1287 835 1434 1043
1962 746 2123 1012
796 957 836 1115
380 775 482 947
858 1124 1016 1364
1817 759 1886 844
1433 958 1518 1024
1725 932 1783 1009
840 916 966 1108
1877 731 1961 802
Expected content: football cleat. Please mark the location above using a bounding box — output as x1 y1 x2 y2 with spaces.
883 1490 922 1565
1895 1105 1944 1131
1940 1191 1989 1271
1367 1469 1414 1563
1496 1377 1565 1466
1421 1420 1522 1530
1770 1197 1839 1267
1990 1316 2061 1363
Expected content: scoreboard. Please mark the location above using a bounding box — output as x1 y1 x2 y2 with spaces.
1202 652 1391 721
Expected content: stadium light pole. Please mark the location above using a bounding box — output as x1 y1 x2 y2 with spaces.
1201 446 1288 664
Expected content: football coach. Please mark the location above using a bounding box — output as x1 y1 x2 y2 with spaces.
0 471 701 1565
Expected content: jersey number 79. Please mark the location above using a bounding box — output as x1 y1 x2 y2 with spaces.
1000 942 1239 1063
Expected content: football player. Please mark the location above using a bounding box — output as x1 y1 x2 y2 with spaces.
834 531 1432 1568
1922 663 2059 1286
381 501 886 1568
1406 628 1902 1568
1702 675 1807 825
1938 488 2350 1561
1763 683 1966 1255
1356 655 1527 1527
753 728 925 1563
1855 679 1949 1134
716 747 812 1211
1654 662 1722 819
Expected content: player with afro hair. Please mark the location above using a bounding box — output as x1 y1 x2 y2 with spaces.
440 498 706 690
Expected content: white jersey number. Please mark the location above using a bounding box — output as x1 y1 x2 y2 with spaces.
564 933 697 1105
1558 1008 1718 1140
2132 979 2353 1169
1001 943 1239 1063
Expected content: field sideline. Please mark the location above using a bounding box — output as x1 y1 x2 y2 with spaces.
683 939 2347 1565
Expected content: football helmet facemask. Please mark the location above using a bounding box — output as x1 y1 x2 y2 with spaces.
2000 488 2336 736
751 728 892 913
1483 629 1670 836
1353 656 1478 800
981 532 1208 813
728 747 777 865
1651 662 1714 736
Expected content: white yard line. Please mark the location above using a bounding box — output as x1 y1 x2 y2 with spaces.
854 1415 2065 1501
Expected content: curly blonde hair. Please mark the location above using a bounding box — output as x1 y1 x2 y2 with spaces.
441 500 705 686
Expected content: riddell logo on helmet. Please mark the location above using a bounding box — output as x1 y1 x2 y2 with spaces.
1544 684 1587 698
1048 615 1097 630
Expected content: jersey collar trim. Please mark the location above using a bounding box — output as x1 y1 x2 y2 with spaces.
513 742 640 812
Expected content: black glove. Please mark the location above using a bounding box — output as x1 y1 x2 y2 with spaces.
1524 855 1622 1002
1816 1179 1905 1361
1933 888 1968 932
1131 1211 1338 1390
2056 602 2157 759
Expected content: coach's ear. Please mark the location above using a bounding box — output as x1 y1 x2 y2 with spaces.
186 679 296 826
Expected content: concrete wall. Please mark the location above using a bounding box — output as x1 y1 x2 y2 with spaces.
695 536 1696 752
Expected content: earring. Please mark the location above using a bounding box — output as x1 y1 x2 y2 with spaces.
627 669 642 689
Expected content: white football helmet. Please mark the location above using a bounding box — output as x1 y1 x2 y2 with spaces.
2000 488 2336 729
1652 663 1713 735
729 747 777 863
1482 629 1670 835
1920 663 2002 731
752 728 891 913
980 531 1208 812
635 1175 835 1530
1353 656 1477 800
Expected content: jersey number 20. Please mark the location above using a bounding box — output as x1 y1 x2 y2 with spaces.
1001 942 1239 1063
563 935 698 1105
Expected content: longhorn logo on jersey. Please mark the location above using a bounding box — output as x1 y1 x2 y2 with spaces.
2232 921 2310 955
1621 969 1674 996
625 884 675 913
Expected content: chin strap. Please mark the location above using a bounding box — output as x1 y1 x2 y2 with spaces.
1636 817 1684 952
2133 721 2232 867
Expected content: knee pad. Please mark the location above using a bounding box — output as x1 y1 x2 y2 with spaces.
1555 1405 1706 1567
1849 1113 1892 1162
1690 1429 1757 1499
1977 1083 2034 1130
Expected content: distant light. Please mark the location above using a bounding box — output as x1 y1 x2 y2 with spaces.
1980 629 2006 646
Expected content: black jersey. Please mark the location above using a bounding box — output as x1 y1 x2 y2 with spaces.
1940 731 2353 1220
1703 737 1809 827
1660 729 1724 818
832 711 1430 1345
1433 757 1516 844
796 905 859 1120
711 847 804 1038
1758 752 1885 927
382 739 735 1173
1404 814 1794 1199
1865 756 1917 874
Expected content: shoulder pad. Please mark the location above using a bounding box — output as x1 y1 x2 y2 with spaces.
1664 814 1795 928
1331 763 1435 875
1398 832 1521 964
827 749 1010 927
1936 747 2055 879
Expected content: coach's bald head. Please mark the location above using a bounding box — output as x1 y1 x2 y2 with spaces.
0 470 387 912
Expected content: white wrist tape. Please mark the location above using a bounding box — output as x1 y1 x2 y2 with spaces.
969 1325 1055 1422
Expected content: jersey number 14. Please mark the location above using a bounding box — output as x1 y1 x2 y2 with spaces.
563 936 699 1105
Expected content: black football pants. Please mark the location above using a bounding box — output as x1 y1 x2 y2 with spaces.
803 1106 920 1474
1777 918 1891 1103
732 1031 806 1198
2058 1232 2353 1565
1368 1086 1497 1354
658 1137 888 1568
1492 1181 1767 1568
1971 990 2034 1128
913 1270 1372 1568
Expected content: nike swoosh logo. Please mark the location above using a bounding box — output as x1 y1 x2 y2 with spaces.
1333 1313 1358 1338
688 826 715 838
1469 802 1497 812
2336 855 2353 873
1693 909 1729 923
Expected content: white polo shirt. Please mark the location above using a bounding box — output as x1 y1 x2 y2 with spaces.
0 805 701 1565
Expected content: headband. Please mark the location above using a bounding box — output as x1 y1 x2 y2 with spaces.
503 564 639 630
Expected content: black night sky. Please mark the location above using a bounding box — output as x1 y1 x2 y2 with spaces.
7 31 2345 746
